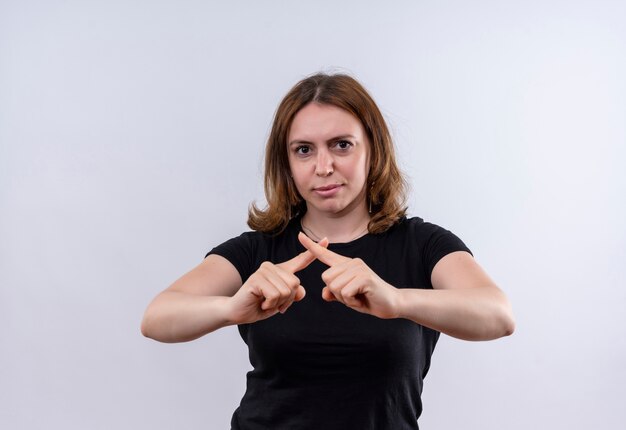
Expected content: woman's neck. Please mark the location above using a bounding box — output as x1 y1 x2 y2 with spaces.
300 206 371 244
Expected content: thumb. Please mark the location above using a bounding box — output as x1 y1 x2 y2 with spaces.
321 286 337 302
294 285 306 302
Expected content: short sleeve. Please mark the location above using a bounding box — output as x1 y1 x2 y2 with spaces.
205 232 260 283
420 222 472 278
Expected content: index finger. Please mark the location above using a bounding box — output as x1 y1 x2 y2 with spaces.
298 232 350 267
278 237 329 273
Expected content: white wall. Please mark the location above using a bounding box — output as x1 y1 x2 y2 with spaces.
1 1 624 429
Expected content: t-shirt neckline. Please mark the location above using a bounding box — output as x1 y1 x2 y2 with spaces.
295 217 372 249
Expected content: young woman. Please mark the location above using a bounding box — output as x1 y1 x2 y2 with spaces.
141 73 515 429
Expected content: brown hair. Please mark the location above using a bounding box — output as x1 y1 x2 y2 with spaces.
248 73 407 234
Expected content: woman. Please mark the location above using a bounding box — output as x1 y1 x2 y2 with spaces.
141 73 515 429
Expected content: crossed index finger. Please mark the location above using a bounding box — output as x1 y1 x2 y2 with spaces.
278 237 329 273
298 232 350 267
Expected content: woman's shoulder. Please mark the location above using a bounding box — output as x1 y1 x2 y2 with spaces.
388 215 439 234
224 216 300 243
217 217 301 252
382 215 466 247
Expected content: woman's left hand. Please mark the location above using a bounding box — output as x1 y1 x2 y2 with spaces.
298 232 400 319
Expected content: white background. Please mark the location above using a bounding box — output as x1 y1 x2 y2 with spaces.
1 1 625 429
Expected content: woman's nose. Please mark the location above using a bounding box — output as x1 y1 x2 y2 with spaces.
315 151 334 177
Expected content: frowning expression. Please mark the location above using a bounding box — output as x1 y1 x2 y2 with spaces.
287 103 370 217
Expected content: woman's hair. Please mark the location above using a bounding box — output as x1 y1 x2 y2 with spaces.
248 72 408 234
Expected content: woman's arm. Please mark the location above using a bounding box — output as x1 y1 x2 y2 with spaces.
396 251 515 341
141 245 325 343
298 233 515 341
140 254 243 343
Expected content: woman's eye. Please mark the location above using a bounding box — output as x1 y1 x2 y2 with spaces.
295 146 311 155
335 140 353 150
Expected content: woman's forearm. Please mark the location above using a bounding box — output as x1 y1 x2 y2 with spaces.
141 291 234 343
396 287 515 341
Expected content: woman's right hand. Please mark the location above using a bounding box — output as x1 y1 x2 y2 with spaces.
227 239 328 324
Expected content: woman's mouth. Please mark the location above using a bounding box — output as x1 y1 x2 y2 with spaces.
313 184 342 197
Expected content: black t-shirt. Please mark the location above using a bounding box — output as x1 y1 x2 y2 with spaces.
207 216 471 430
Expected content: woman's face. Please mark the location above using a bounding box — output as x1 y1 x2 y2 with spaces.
287 103 370 218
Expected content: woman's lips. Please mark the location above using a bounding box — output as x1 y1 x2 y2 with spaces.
313 184 342 197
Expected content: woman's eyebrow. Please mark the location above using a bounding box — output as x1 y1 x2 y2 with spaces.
288 134 356 146
328 134 356 142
